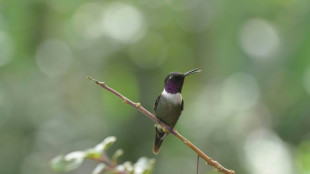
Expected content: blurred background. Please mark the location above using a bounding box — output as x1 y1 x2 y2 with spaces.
1 0 310 173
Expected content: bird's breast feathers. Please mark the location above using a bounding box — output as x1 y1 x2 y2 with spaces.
162 89 183 104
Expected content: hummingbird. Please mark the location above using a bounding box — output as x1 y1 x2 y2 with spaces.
153 68 201 154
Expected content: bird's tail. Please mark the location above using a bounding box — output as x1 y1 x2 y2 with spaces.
153 127 168 154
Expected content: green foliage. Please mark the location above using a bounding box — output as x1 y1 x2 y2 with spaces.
85 136 117 159
50 152 85 172
133 157 155 174
92 164 106 174
50 136 155 174
94 136 117 152
112 149 124 164
296 141 310 174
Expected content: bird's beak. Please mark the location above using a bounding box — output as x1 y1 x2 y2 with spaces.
183 68 201 77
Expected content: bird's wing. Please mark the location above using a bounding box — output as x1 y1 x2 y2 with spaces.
181 99 184 110
154 94 161 114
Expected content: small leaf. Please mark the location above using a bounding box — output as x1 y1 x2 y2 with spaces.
112 149 124 163
117 161 134 173
94 136 117 153
133 157 155 174
85 149 101 159
50 151 85 172
92 163 106 174
65 151 86 160
85 137 117 160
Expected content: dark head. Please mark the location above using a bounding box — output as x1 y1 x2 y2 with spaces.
164 68 201 94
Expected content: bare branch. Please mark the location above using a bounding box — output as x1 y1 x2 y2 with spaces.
87 76 235 174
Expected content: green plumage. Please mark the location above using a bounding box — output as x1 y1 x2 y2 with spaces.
153 93 183 154
155 94 183 128
152 68 200 154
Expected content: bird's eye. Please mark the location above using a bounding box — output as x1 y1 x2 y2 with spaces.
169 76 173 79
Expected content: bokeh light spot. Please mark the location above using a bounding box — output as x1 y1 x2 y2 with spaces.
35 39 73 77
240 19 279 60
102 2 146 43
244 129 293 174
221 72 259 111
72 2 105 39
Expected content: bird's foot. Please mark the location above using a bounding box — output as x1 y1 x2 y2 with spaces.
163 127 169 133
162 126 173 133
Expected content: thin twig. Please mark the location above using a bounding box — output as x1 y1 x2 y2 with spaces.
197 154 199 174
87 76 235 174
87 155 125 174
